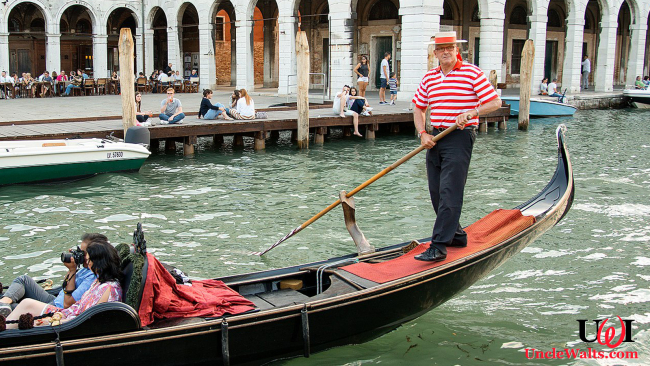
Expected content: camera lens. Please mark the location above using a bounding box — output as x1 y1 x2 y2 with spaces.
61 253 73 263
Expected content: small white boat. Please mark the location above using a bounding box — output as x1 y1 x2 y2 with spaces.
623 88 650 108
0 138 151 185
501 96 577 117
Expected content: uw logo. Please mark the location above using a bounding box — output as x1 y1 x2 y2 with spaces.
577 317 635 348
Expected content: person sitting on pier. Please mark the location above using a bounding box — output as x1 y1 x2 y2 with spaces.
229 89 241 110
228 89 255 120
539 78 548 95
159 88 185 124
634 76 647 89
0 233 106 318
332 85 363 137
135 92 153 126
4 240 122 328
199 89 233 120
547 79 562 98
348 87 373 116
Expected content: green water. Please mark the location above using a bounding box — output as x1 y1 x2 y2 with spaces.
0 109 648 365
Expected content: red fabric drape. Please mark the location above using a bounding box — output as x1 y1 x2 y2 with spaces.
138 254 255 326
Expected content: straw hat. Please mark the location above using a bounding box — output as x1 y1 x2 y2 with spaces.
427 31 467 45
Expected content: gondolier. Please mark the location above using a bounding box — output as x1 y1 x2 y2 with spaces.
412 31 502 262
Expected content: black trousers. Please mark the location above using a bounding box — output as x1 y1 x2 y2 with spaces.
136 114 149 123
426 128 476 255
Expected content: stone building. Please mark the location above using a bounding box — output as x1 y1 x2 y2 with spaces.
0 0 649 95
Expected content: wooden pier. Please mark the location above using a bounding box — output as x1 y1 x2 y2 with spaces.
0 105 510 155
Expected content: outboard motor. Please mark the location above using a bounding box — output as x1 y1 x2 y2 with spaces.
124 125 150 148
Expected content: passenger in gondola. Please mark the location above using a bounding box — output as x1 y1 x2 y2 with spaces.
0 233 106 318
4 240 122 328
412 31 501 262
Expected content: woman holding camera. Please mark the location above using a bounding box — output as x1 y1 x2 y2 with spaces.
4 240 122 327
0 233 105 318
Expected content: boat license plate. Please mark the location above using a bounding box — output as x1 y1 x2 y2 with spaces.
107 151 124 159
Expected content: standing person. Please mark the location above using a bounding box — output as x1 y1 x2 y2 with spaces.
388 72 398 105
159 88 185 124
135 92 153 125
199 89 233 120
547 78 562 98
412 31 501 262
353 55 370 97
379 52 391 104
581 55 591 90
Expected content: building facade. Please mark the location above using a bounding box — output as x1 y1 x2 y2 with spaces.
1 0 649 94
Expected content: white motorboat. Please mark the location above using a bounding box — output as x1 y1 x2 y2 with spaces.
0 138 151 185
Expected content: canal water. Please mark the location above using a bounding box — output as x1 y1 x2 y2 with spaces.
0 109 648 365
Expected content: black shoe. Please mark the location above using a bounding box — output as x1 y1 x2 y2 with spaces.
414 247 447 262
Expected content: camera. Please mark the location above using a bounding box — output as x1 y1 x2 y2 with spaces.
61 246 85 267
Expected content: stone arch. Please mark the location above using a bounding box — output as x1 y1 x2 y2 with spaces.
4 0 51 26
177 2 200 78
103 4 141 30
148 6 168 28
56 1 98 29
149 6 169 72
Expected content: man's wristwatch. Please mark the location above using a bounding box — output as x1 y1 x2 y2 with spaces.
418 130 427 138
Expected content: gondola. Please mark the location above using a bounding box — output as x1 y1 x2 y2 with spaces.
0 125 574 366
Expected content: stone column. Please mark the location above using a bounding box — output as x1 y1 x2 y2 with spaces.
0 33 9 73
626 23 648 86
235 12 254 90
135 34 144 75
167 25 182 73
594 20 617 92
46 33 62 75
144 29 154 76
528 13 548 93
198 22 216 89
562 16 585 93
329 9 354 95
399 1 443 94
93 34 109 78
277 15 296 95
479 14 505 82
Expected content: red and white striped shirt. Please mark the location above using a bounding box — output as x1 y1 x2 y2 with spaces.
412 61 498 128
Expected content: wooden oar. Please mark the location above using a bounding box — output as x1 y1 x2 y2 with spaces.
252 125 458 256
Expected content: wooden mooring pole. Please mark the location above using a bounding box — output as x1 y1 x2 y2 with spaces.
424 36 438 134
296 31 310 149
518 39 534 130
118 28 136 135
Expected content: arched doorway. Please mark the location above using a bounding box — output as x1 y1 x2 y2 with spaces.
179 3 200 78
441 0 480 65
356 0 400 90
214 1 236 86
296 0 329 89
60 5 94 77
504 1 530 84
252 0 279 88
8 2 47 76
615 1 632 85
107 7 138 75
583 0 601 88
545 0 567 82
151 7 168 73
